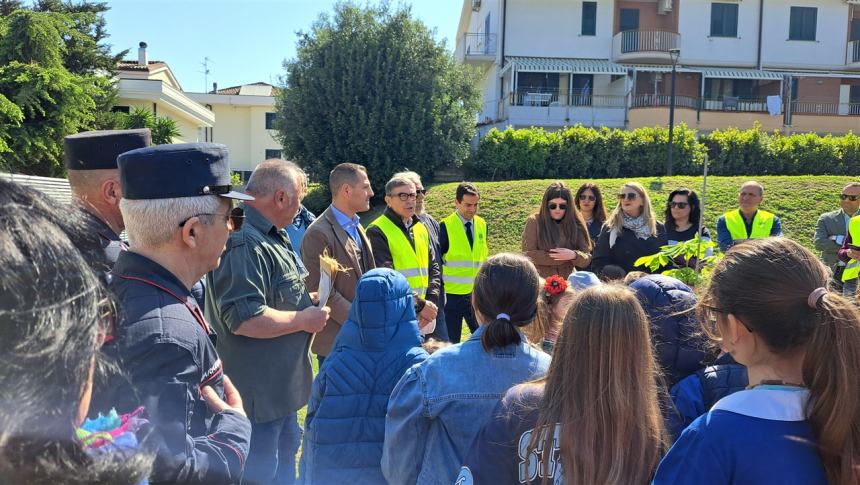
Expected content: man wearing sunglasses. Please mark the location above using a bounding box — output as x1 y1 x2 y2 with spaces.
816 183 860 294
715 181 782 252
367 175 442 333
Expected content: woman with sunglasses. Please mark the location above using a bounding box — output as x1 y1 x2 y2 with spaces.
654 238 860 485
592 181 667 277
575 182 608 245
522 181 592 279
664 188 710 245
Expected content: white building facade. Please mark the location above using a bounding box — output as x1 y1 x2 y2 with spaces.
456 0 860 136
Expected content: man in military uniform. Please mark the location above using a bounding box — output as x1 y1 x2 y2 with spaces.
206 159 330 485
99 143 253 483
64 129 151 272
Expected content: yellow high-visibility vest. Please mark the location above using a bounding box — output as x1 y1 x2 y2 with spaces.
441 213 488 295
724 209 775 242
369 215 430 298
843 216 860 282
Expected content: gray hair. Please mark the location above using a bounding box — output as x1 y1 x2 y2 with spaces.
741 181 764 196
385 176 415 196
844 182 860 192
120 195 221 248
245 159 303 197
394 170 422 188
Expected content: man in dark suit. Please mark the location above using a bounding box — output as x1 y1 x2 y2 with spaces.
302 163 376 366
815 182 860 294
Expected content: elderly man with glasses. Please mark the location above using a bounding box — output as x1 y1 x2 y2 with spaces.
715 181 782 252
366 174 442 333
96 143 254 483
815 183 860 294
832 183 860 299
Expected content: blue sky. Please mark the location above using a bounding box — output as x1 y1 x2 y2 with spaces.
103 0 463 93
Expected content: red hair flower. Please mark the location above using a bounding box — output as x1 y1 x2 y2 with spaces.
543 275 568 303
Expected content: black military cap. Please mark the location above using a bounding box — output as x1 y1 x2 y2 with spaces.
64 129 152 170
117 143 253 201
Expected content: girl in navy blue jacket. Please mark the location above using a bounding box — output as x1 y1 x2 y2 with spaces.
654 238 860 485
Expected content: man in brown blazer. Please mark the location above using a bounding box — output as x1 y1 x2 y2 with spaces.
301 163 376 366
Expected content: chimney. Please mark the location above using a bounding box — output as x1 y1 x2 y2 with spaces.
138 42 148 65
213 82 218 93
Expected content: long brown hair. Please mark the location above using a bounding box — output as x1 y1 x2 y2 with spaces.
575 182 608 223
472 253 541 351
702 238 860 485
535 181 591 252
525 285 667 484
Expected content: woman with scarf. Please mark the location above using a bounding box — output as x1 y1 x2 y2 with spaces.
592 181 667 277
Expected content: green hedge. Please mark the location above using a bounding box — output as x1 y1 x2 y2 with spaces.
465 124 860 179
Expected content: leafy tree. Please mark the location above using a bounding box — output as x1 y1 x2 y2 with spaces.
118 106 181 145
0 2 124 175
275 2 481 194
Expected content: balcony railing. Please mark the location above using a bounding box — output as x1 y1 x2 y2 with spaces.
848 40 860 64
632 94 699 110
613 30 680 57
510 88 627 108
702 96 769 112
462 33 497 58
791 101 860 116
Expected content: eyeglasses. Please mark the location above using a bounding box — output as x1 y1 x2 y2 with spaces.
701 304 754 333
841 194 859 201
416 189 427 196
548 203 567 211
179 211 236 230
391 192 417 201
670 202 689 209
578 194 596 202
618 192 639 201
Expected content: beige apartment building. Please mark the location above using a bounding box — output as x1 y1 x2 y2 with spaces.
115 42 284 175
455 0 860 136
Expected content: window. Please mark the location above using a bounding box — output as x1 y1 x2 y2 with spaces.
265 112 277 130
265 149 282 160
582 2 597 36
112 105 130 114
710 3 738 37
789 7 816 41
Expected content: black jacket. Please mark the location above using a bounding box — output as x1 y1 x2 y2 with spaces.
592 222 668 275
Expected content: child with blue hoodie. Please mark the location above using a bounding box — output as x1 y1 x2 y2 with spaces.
298 268 429 484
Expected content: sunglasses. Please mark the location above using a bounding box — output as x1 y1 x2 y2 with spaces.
841 194 859 201
578 194 596 202
618 192 639 201
548 203 567 211
416 189 427 196
670 202 689 209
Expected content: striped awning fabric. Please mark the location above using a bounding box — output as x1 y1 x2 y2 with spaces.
506 56 628 75
697 68 784 80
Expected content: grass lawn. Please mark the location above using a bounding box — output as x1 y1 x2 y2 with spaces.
422 175 857 255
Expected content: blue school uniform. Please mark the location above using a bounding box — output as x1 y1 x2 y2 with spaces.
653 386 827 485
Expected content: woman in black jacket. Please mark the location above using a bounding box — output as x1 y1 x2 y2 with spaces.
592 181 667 277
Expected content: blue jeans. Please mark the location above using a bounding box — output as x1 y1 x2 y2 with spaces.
242 413 302 485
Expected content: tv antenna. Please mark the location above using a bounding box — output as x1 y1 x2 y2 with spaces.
200 57 213 92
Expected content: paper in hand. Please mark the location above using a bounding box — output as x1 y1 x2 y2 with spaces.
317 249 350 307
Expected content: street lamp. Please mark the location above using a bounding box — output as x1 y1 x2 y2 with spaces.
666 47 681 177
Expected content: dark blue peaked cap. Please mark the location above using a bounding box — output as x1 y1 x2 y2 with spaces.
118 143 253 201
64 129 151 170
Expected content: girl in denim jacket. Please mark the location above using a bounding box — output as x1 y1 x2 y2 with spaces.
382 253 551 485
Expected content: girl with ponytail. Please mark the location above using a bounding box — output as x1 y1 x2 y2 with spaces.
654 238 860 485
382 253 551 485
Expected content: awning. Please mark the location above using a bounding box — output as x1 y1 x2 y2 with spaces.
698 68 784 80
626 64 701 74
504 56 628 75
